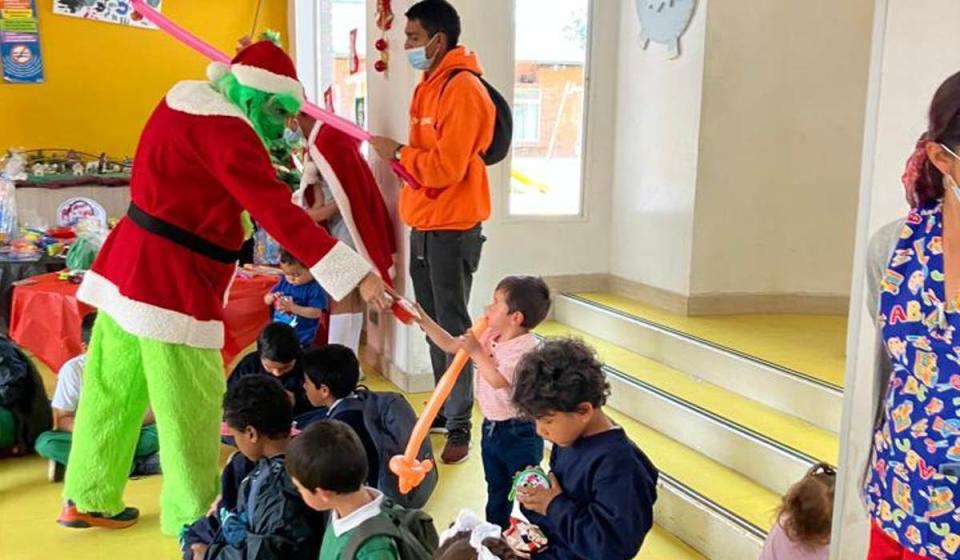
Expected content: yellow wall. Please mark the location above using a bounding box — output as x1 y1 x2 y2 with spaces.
0 0 288 158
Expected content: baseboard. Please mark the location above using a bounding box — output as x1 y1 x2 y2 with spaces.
546 273 849 316
361 345 436 394
542 273 610 295
608 275 690 315
687 292 850 316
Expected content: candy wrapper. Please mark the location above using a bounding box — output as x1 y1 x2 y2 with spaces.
504 518 548 557
509 466 550 501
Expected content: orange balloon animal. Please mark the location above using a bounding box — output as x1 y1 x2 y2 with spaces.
390 317 488 494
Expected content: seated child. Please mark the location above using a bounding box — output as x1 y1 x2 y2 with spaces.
264 249 327 348
301 344 379 488
0 335 51 458
229 322 321 423
512 339 659 560
416 275 550 526
287 420 440 559
35 313 160 481
181 375 325 560
759 463 835 560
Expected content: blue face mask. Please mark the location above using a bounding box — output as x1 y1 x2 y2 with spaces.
406 34 438 71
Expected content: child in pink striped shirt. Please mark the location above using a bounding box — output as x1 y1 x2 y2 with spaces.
416 275 552 528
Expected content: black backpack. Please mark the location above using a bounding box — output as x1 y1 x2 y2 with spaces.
342 498 438 560
337 388 438 509
442 69 513 166
205 457 324 560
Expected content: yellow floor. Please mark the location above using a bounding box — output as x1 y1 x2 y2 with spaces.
536 321 839 466
0 370 702 560
575 292 847 388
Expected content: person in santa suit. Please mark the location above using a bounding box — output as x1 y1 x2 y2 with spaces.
56 40 389 536
293 118 397 356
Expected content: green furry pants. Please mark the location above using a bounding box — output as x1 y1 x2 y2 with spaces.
63 313 225 535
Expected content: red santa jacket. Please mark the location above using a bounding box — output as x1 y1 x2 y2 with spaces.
78 81 371 350
302 124 397 285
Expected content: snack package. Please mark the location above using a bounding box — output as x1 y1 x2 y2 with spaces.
504 518 548 557
509 466 551 501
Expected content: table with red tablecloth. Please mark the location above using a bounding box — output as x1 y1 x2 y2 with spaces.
9 272 278 372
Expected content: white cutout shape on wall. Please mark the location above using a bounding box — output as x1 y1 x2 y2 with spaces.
636 0 698 59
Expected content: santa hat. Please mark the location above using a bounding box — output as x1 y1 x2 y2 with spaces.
207 41 304 103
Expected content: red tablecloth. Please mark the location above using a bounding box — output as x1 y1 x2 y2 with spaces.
9 272 278 372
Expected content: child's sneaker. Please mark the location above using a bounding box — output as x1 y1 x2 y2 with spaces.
57 500 140 529
47 460 65 483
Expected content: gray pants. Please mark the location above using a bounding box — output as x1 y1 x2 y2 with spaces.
410 225 485 441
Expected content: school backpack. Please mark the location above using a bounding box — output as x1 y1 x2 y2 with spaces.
441 69 513 166
337 388 439 509
341 498 439 560
205 456 325 560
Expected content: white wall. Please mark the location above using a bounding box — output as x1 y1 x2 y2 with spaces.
361 0 618 379
689 0 872 297
834 1 960 557
608 0 707 296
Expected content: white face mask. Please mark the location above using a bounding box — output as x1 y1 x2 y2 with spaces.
406 34 439 71
941 144 960 200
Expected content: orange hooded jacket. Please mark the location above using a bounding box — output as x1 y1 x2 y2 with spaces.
398 46 496 231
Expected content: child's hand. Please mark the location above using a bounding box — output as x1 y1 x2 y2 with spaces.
459 331 482 356
191 543 208 560
277 297 295 313
517 472 562 515
264 292 277 306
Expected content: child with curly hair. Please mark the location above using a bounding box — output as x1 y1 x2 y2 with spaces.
759 463 835 560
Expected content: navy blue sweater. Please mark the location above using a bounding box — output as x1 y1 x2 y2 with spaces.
522 427 658 560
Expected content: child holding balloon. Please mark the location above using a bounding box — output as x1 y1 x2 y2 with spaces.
415 275 551 529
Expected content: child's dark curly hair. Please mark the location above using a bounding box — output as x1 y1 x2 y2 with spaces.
512 338 610 418
223 375 293 439
777 462 835 549
435 531 521 560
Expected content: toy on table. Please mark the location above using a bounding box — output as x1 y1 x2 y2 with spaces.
508 466 551 501
57 269 85 284
504 518 548 557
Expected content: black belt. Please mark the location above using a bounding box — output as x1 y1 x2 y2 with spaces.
127 203 240 264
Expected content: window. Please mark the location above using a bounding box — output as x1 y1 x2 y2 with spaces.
318 0 367 127
513 88 542 144
510 0 590 216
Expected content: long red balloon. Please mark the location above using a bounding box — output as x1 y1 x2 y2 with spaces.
130 0 421 188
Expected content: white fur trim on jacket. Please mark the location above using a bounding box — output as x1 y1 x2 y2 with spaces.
77 271 225 349
231 64 305 103
307 123 394 281
310 241 372 302
165 81 252 125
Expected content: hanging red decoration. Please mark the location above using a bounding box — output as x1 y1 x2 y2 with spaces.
349 28 360 75
374 0 393 74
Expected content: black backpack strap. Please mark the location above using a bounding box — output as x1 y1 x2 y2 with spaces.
341 515 402 560
439 69 476 98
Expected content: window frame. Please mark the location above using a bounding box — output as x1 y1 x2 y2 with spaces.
505 0 594 221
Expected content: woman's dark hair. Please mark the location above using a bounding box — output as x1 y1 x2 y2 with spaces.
80 312 97 346
302 344 360 399
405 0 461 49
286 420 368 493
496 276 552 329
258 322 300 363
512 338 610 418
279 249 304 268
435 531 521 560
777 462 836 549
913 71 960 205
223 375 293 439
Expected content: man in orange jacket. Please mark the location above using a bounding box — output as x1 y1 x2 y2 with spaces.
370 0 495 465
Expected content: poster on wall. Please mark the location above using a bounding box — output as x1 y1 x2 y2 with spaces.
53 0 163 30
0 0 44 84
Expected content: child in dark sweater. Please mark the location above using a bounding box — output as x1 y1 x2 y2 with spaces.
301 344 380 488
511 338 659 560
